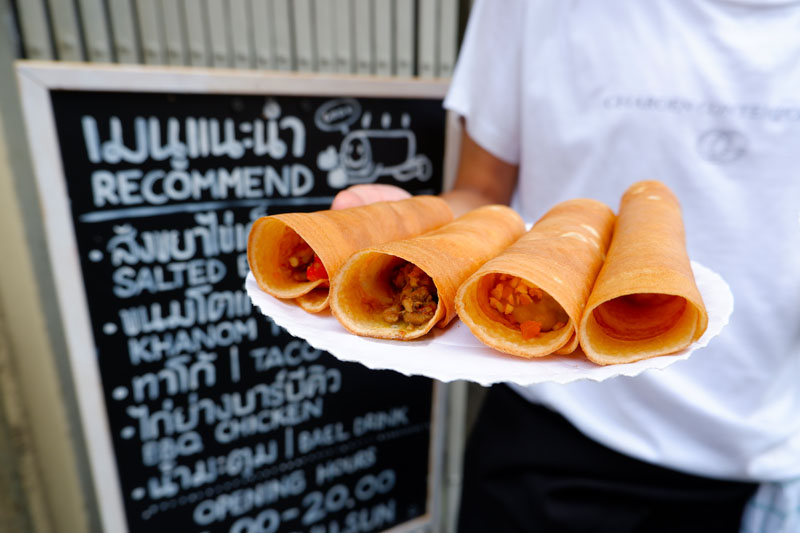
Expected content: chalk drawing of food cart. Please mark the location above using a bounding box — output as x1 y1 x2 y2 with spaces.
314 98 433 189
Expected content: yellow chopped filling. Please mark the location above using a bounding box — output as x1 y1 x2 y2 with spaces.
382 262 438 326
488 274 568 335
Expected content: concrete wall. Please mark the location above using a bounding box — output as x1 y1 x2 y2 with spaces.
0 1 97 529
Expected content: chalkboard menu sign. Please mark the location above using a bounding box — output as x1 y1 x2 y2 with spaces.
17 64 454 533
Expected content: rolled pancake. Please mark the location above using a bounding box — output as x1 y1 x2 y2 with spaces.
247 196 453 312
579 180 708 365
330 205 525 339
456 199 615 358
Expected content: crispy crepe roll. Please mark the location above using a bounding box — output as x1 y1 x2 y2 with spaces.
579 181 708 365
247 196 453 312
456 199 615 358
330 205 525 339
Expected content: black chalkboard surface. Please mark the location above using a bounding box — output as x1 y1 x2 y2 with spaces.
19 65 452 533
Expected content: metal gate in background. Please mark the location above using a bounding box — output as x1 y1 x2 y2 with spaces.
10 0 463 77
0 1 475 532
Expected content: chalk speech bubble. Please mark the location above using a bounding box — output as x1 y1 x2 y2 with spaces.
315 98 362 133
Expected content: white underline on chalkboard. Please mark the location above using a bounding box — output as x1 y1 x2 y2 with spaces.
78 197 336 223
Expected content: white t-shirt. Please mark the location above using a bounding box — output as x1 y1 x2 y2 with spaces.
445 0 800 481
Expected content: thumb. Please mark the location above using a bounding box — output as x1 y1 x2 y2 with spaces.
331 184 412 210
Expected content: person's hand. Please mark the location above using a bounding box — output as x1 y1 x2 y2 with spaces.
330 184 412 210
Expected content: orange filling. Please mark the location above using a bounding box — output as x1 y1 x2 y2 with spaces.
487 275 568 338
520 320 542 340
306 255 328 282
284 240 329 286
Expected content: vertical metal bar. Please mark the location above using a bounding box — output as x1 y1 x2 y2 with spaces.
313 0 334 73
417 0 439 78
292 0 315 72
439 0 458 76
106 0 138 63
134 0 164 64
272 0 293 71
205 0 231 67
229 0 254 68
395 0 414 76
250 0 274 70
47 0 84 61
374 0 393 75
182 0 210 66
353 0 372 74
161 0 187 65
444 381 468 533
75 0 112 62
16 0 54 59
332 0 353 74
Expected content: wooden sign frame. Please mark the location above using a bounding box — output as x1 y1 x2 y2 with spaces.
15 61 457 533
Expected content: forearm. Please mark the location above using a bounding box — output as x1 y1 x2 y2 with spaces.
441 189 500 217
443 129 519 217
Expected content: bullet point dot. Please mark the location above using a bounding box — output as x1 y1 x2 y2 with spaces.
103 322 117 335
112 387 128 400
88 250 103 262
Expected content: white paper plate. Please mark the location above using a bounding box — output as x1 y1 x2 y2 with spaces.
246 261 732 385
